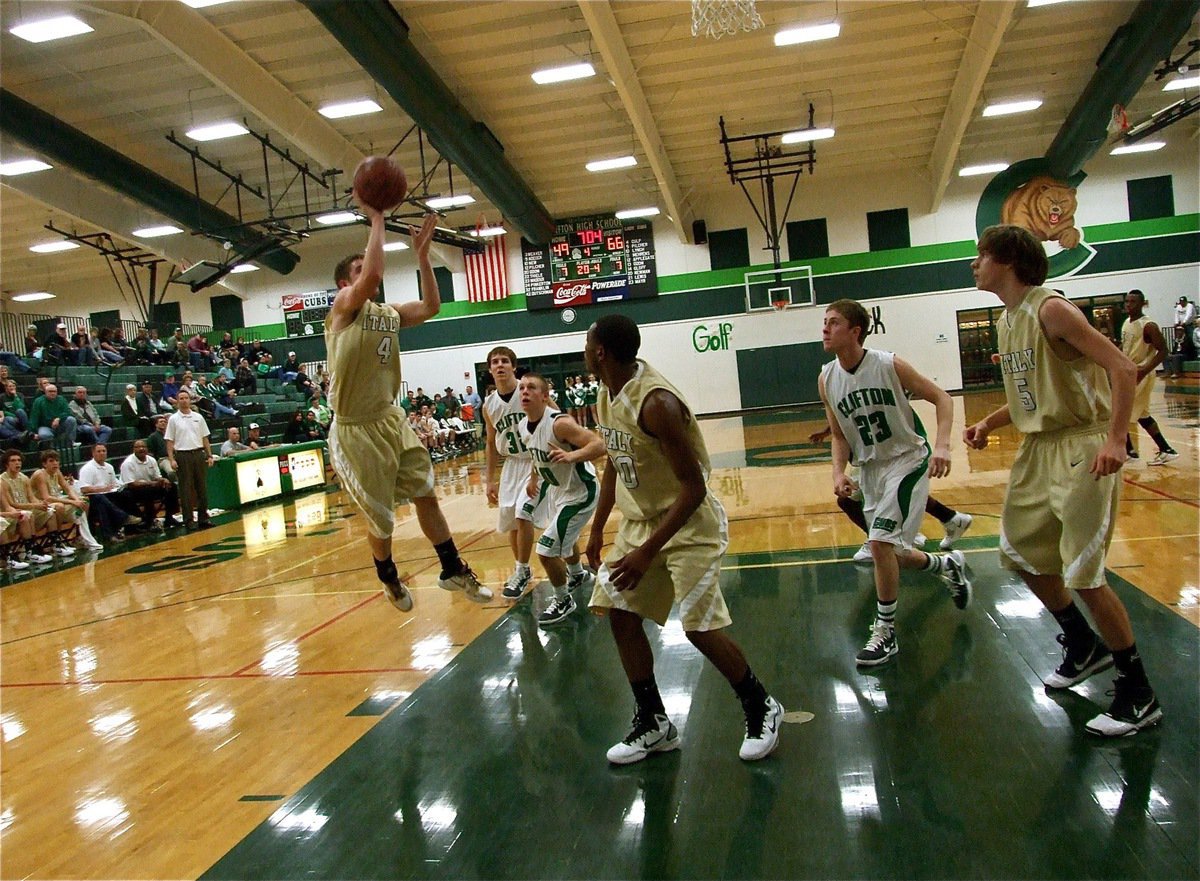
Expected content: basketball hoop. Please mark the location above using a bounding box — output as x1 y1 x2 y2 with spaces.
691 0 764 40
771 298 789 313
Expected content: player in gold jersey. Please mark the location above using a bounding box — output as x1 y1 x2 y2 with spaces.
584 314 783 764
965 224 1160 737
327 193 491 613
1119 289 1177 465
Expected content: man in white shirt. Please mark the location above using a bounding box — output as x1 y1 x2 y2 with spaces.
78 443 143 526
165 389 215 529
1174 296 1197 363
120 439 180 528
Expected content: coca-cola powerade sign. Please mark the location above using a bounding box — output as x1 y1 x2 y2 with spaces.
522 215 657 311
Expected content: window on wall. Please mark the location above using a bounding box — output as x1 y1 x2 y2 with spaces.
1126 175 1174 221
708 227 751 270
786 218 829 261
867 208 910 252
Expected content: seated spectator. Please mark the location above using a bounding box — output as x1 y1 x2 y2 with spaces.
294 369 316 398
31 449 103 552
315 366 330 396
401 390 416 416
0 346 31 374
218 332 239 362
445 413 473 449
187 332 214 370
147 328 170 364
279 352 301 382
72 327 99 366
30 383 77 445
282 410 306 444
193 374 236 418
255 351 279 382
134 381 162 425
307 393 331 430
0 450 58 563
246 339 266 364
211 376 241 417
244 422 269 450
120 439 180 529
301 409 326 441
171 330 189 366
44 323 77 365
433 394 447 420
110 326 136 362
94 328 124 365
0 379 31 446
220 427 249 457
413 407 436 451
69 386 114 446
234 358 257 396
443 389 461 419
145 415 175 482
160 372 181 411
178 369 197 399
216 357 236 384
78 443 144 534
123 382 156 434
24 325 44 369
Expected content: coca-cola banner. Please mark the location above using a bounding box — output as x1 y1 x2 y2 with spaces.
522 215 657 311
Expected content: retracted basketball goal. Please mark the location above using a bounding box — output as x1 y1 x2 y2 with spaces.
690 0 764 40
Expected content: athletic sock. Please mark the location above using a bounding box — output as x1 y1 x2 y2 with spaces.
551 580 569 599
631 675 666 718
1051 601 1094 647
732 667 768 706
926 497 956 524
1112 643 1150 690
515 561 531 577
373 555 398 584
566 560 584 577
433 538 461 577
876 598 897 627
921 552 944 573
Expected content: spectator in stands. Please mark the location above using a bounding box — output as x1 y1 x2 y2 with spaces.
119 439 180 529
159 371 181 412
44 323 77 365
414 405 437 452
279 352 301 382
31 449 104 552
400 389 416 417
1 449 61 562
432 393 447 420
31 383 77 445
220 427 249 457
78 443 144 532
293 369 316 398
145 415 174 482
211 375 241 418
178 369 197 398
246 339 267 364
218 332 239 362
23 325 44 370
235 336 249 358
187 332 215 370
443 389 461 419
132 329 153 365
301 408 326 441
461 384 482 412
0 345 31 374
194 374 237 418
307 393 331 431
283 410 306 445
135 381 163 423
234 358 257 395
315 366 330 395
216 357 236 384
0 379 30 446
1174 295 1197 364
414 387 433 411
69 387 113 447
94 328 124 365
245 422 268 450
110 326 136 362
71 327 98 366
255 351 279 382
121 383 155 435
147 328 170 364
170 329 189 366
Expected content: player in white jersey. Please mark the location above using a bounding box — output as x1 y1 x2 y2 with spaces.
819 299 971 666
484 346 551 600
1120 289 1178 465
517 373 605 626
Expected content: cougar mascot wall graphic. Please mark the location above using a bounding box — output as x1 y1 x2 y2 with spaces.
1000 175 1081 249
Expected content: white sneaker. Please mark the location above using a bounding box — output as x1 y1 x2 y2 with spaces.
7 558 30 570
853 542 873 563
501 568 532 600
1148 450 1179 466
940 512 974 550
607 712 681 765
29 553 53 565
567 568 595 591
54 545 76 557
438 563 493 603
739 696 783 761
538 593 576 626
381 578 413 613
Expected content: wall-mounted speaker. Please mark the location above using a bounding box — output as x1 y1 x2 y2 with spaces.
692 219 707 245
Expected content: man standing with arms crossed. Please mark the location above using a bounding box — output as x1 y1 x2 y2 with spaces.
585 314 783 764
966 224 1161 736
326 194 490 613
1120 289 1178 465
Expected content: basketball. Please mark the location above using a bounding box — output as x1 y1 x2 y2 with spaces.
353 156 407 212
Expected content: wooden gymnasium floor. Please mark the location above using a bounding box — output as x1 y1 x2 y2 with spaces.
2 386 1197 880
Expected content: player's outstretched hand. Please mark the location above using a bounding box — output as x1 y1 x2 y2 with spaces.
963 422 989 450
1090 438 1127 479
410 212 437 256
352 188 382 222
928 443 951 478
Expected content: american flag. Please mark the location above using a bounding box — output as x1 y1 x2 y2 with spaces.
464 234 509 302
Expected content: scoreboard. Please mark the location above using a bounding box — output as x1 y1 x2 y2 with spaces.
282 290 335 337
522 215 657 311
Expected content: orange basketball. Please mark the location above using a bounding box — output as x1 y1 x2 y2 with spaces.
353 156 408 212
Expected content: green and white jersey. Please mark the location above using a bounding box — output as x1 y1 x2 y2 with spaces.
821 348 928 465
519 412 597 505
485 388 541 459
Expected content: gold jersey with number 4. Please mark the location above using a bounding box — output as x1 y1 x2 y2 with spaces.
596 360 710 522
324 298 401 423
997 286 1111 435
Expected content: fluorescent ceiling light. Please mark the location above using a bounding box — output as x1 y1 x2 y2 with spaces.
469 226 506 237
9 15 93 43
585 156 637 173
781 127 835 144
179 0 232 8
774 22 840 47
424 194 476 209
29 241 81 253
12 292 56 302
1164 75 1200 92
959 162 1010 177
186 121 249 142
531 62 596 85
983 99 1043 117
0 159 52 176
1027 0 1080 6
615 207 660 220
229 264 258 273
1110 140 1165 155
315 211 359 226
132 225 183 238
382 241 410 251
318 99 383 119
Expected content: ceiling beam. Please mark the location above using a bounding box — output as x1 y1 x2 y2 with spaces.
926 1 1017 212
577 0 694 244
78 1 365 177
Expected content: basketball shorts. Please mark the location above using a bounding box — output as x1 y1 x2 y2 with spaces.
536 483 598 559
860 447 930 549
1000 428 1119 591
497 456 548 532
590 494 732 632
0 515 15 535
328 407 434 540
28 507 53 530
1131 374 1154 421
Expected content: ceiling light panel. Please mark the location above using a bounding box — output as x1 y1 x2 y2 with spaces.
531 63 596 85
9 16 93 43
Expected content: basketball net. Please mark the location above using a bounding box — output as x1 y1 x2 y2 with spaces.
691 0 764 39
771 297 789 313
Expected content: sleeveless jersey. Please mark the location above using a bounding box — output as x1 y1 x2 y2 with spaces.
324 298 402 422
484 388 531 460
997 286 1110 434
821 349 927 465
1121 315 1155 368
597 360 710 522
519 412 597 504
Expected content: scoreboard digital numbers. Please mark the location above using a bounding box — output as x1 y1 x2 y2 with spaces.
282 290 335 337
523 215 657 311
